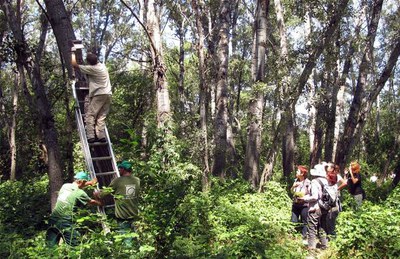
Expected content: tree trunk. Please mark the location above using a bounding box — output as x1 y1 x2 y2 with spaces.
192 0 210 190
9 66 19 180
244 0 269 188
145 0 171 128
177 17 186 113
211 0 231 178
43 0 77 79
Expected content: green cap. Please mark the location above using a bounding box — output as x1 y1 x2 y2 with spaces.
117 160 132 171
74 171 91 181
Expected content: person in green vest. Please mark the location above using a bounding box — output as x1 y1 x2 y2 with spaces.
95 160 140 246
46 171 102 247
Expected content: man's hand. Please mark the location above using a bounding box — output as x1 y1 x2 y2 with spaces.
86 178 98 186
71 46 77 52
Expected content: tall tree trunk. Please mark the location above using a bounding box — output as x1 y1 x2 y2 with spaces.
122 0 172 128
323 40 340 162
146 0 171 128
274 0 294 179
177 17 186 113
192 0 210 191
244 0 269 188
43 0 77 79
305 7 316 153
282 109 295 178
211 0 231 178
9 66 19 180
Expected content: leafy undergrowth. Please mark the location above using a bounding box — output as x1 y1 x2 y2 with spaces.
1 175 399 258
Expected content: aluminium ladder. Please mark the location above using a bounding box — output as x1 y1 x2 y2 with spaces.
70 41 119 220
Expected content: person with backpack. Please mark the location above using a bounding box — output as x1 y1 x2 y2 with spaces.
297 163 338 251
290 165 311 242
325 163 346 237
345 161 365 208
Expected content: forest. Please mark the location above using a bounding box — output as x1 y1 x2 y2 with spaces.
0 0 399 258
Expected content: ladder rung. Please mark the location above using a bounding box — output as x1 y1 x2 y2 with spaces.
76 87 89 90
92 156 112 161
89 141 108 146
96 171 117 176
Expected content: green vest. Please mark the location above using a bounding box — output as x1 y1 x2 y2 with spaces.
51 182 91 221
109 175 140 220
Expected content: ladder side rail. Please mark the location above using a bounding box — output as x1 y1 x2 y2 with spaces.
71 79 97 180
104 126 120 178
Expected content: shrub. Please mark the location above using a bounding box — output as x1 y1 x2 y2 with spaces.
334 200 400 258
169 179 306 258
0 176 49 236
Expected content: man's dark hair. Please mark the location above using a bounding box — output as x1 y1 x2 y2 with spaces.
86 53 98 65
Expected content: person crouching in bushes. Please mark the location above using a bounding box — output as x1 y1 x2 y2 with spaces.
46 172 102 247
345 161 365 208
291 165 311 242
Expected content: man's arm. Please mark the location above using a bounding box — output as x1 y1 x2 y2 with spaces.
71 52 79 68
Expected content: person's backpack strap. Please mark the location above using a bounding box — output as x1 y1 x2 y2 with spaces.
316 178 325 196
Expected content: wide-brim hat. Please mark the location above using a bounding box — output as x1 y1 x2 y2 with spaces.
310 164 326 177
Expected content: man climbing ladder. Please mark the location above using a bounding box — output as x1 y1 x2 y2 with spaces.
71 47 112 143
69 40 119 214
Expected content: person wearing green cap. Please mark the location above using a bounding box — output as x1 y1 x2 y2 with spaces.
46 172 102 247
95 160 140 246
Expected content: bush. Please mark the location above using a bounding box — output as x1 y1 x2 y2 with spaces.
334 200 400 258
169 179 306 258
0 176 50 235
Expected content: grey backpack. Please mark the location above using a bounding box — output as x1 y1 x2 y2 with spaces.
316 179 338 211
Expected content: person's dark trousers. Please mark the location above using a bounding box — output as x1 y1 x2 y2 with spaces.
326 208 339 237
115 218 136 247
291 203 309 239
46 217 81 246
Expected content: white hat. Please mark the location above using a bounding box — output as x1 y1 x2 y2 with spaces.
310 164 326 177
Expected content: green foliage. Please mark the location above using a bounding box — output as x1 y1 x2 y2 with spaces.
384 185 400 209
0 176 49 236
334 199 400 258
137 128 203 258
107 68 153 160
169 180 305 258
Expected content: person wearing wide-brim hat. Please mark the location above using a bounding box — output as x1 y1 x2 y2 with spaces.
95 160 140 247
46 171 102 247
297 163 330 251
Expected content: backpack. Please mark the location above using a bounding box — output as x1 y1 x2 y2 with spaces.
316 179 338 211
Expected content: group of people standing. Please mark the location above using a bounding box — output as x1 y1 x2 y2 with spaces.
291 161 365 251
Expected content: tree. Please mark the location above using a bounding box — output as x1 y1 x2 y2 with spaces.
2 0 64 208
192 0 210 190
244 0 269 189
211 0 231 178
335 0 400 171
